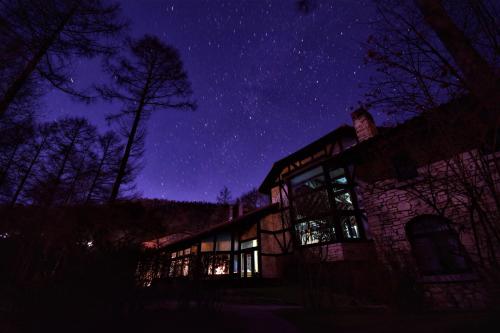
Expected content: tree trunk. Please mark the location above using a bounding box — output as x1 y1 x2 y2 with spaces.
10 140 45 206
0 144 20 186
109 104 144 202
85 143 110 203
0 5 78 116
64 156 86 204
414 0 499 110
46 134 77 206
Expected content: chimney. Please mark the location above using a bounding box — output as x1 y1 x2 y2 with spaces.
238 200 244 216
228 205 233 221
351 108 378 142
231 199 244 220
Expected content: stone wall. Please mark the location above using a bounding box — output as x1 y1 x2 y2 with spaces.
316 242 376 262
357 150 500 309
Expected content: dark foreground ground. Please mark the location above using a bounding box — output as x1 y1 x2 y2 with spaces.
2 301 498 333
1 284 499 333
276 309 498 333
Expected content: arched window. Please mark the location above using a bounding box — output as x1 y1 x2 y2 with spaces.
406 215 469 276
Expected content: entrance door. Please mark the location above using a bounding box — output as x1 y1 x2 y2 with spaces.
240 252 253 277
240 250 258 278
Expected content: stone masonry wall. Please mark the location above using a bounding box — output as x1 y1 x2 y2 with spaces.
357 150 500 310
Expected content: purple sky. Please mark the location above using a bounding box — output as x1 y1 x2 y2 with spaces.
42 0 379 202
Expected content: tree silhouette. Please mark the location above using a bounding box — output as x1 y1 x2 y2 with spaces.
216 186 232 205
85 131 124 203
27 117 97 206
0 116 34 201
2 118 129 206
9 123 52 206
239 187 269 212
98 35 195 202
365 0 499 116
0 0 127 116
414 0 499 110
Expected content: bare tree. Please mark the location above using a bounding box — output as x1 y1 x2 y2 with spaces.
98 35 195 202
27 117 97 206
365 0 499 117
0 116 34 202
85 131 124 203
9 123 53 206
354 101 500 308
363 0 500 281
216 186 232 205
0 0 127 116
239 187 269 212
414 0 499 110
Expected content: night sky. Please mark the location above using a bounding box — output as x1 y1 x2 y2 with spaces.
43 0 379 202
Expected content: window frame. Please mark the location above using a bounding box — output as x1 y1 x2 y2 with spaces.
287 163 365 247
406 215 471 276
168 247 192 278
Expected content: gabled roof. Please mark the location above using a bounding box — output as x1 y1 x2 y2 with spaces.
258 125 356 193
142 203 279 251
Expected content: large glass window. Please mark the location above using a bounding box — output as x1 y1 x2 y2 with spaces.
406 215 469 276
340 215 360 239
290 166 324 191
295 218 336 245
166 231 261 279
291 166 330 219
201 254 214 275
198 232 233 276
241 239 258 249
213 254 230 275
290 166 362 245
215 233 231 251
201 237 214 252
238 238 259 278
232 254 239 274
169 247 192 277
293 189 330 219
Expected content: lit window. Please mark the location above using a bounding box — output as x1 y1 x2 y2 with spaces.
289 165 364 245
293 188 330 218
233 255 239 273
201 237 214 252
253 250 259 273
329 168 344 180
241 239 258 249
335 191 354 210
202 254 214 275
215 233 231 251
213 254 230 275
181 258 190 276
341 215 360 239
295 219 336 245
290 166 324 189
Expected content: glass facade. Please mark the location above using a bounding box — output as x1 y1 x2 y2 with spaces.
169 248 191 277
290 165 363 246
167 231 260 279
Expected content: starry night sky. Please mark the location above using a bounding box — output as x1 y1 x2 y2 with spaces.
42 0 378 202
